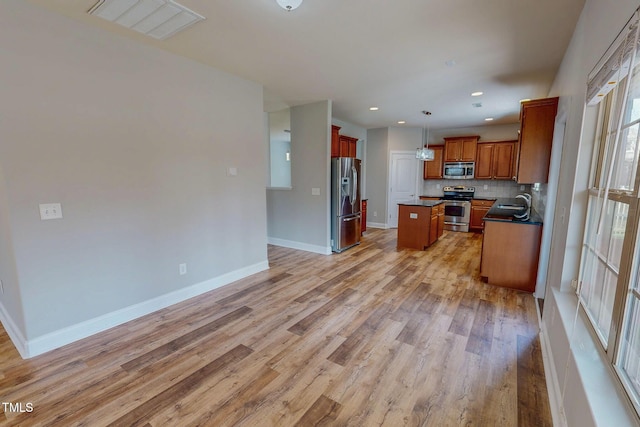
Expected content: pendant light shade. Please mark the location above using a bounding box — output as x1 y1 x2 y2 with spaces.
276 0 303 11
416 147 435 161
416 110 435 161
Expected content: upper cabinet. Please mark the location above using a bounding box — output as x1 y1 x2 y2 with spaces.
444 136 479 162
423 145 444 179
331 125 341 158
516 97 559 184
331 125 358 158
475 141 517 180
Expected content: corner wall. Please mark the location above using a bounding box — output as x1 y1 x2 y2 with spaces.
266 101 332 254
0 0 268 356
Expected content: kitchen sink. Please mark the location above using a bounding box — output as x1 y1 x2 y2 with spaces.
497 204 526 210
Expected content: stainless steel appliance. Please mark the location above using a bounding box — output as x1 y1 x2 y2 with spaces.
442 186 475 232
443 162 475 179
331 158 361 252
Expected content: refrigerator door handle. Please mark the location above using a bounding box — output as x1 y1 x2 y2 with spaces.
351 166 358 208
343 215 359 222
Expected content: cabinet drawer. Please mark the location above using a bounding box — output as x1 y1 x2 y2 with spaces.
471 199 495 207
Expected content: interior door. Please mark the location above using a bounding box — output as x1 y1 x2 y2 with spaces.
388 151 419 228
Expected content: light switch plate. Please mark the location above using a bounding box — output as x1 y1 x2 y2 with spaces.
227 167 238 177
311 188 320 196
39 203 63 220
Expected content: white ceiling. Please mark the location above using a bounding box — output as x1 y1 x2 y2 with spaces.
27 0 585 130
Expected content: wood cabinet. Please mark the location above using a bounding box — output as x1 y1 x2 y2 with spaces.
517 97 559 183
470 199 494 231
361 199 367 234
339 135 358 158
331 125 340 158
436 203 445 239
444 136 479 162
423 145 444 179
475 141 517 180
397 204 443 250
331 126 358 158
480 220 542 292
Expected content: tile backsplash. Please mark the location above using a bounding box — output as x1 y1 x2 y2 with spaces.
422 179 531 200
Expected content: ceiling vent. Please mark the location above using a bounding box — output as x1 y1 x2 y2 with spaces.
88 0 205 40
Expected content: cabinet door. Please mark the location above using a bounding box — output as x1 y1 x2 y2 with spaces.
437 206 445 238
461 138 477 161
348 138 357 158
331 125 341 158
493 142 516 180
339 136 350 157
423 146 444 179
470 206 490 231
475 143 494 179
444 139 462 162
517 97 558 183
429 213 439 245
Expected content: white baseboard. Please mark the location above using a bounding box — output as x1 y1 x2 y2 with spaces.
0 300 29 358
267 237 331 255
1 261 269 359
540 323 568 427
366 222 388 229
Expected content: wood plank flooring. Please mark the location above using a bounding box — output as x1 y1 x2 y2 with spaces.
0 229 552 426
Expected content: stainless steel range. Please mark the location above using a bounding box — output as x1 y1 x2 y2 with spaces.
442 186 475 232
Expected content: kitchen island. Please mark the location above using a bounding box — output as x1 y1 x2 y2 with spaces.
480 198 543 292
397 200 445 250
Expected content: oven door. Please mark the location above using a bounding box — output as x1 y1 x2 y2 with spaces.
443 200 471 232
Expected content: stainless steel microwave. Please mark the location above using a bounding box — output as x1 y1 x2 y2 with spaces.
443 162 475 179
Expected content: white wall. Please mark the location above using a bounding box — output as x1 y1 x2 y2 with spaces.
266 101 332 254
0 0 268 356
542 0 640 425
364 128 389 228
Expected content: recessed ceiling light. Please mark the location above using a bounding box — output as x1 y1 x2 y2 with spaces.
485 117 494 121
397 121 406 124
471 91 483 97
369 107 379 111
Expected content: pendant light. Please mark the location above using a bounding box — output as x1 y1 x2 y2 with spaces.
276 0 303 11
416 111 435 161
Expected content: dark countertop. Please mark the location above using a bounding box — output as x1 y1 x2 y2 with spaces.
398 199 445 207
483 198 543 225
420 195 497 201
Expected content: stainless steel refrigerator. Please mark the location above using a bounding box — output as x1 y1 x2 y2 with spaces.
331 157 361 253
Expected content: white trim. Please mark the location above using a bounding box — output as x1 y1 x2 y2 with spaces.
0 300 29 358
267 237 331 255
3 261 269 359
540 317 568 427
366 222 389 229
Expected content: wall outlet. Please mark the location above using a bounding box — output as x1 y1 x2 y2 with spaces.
483 184 488 190
179 263 187 275
520 185 525 191
39 203 63 220
311 188 320 196
373 211 377 217
436 184 441 189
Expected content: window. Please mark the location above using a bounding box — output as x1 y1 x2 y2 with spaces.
578 8 640 415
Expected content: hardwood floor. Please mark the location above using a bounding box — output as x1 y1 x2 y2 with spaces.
0 229 552 426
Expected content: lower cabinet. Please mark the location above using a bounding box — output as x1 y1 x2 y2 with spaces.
480 220 542 292
470 199 495 231
397 204 443 250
